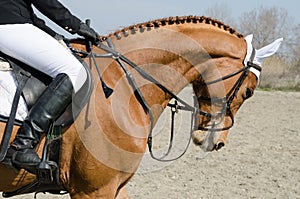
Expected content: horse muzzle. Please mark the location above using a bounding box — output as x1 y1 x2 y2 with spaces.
192 130 228 152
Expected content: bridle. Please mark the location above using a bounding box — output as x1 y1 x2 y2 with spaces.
71 39 260 161
196 57 261 131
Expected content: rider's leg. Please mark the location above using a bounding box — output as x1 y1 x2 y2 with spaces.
0 24 87 92
10 73 73 168
0 24 87 169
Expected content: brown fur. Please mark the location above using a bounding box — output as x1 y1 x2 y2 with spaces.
0 16 257 198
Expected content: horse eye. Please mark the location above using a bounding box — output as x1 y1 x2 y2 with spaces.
243 88 253 99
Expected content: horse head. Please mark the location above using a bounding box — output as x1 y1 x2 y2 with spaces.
192 35 283 152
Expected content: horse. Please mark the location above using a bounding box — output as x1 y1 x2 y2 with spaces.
0 16 282 198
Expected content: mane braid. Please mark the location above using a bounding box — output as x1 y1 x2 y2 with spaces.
104 15 243 41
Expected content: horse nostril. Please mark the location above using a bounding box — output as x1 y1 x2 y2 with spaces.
215 142 225 151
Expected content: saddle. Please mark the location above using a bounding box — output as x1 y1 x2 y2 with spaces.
0 51 94 197
0 52 93 127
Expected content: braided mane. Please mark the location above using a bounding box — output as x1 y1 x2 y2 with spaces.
105 15 243 40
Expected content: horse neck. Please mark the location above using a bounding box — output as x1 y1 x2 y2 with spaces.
105 22 246 118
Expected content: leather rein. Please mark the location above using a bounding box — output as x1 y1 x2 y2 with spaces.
71 39 260 162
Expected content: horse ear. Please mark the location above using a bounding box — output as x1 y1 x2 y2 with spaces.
245 34 253 43
254 38 283 66
244 34 254 66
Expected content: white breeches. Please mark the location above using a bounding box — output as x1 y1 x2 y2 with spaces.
0 23 86 92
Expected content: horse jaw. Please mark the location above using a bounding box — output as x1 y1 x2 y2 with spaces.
192 130 228 152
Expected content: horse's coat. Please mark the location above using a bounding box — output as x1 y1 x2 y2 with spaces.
0 16 281 198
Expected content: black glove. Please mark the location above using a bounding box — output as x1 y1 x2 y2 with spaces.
77 22 99 43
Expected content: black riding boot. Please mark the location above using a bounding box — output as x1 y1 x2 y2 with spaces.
7 73 73 171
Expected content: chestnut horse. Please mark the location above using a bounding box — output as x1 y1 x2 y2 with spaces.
0 16 282 198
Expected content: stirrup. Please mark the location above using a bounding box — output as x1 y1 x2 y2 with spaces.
2 125 64 198
37 160 58 183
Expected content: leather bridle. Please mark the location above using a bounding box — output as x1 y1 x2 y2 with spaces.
71 39 260 161
196 58 261 132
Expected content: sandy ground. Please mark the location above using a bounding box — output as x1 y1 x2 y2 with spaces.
1 89 300 199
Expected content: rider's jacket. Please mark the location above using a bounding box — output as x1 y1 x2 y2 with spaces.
0 0 81 34
32 14 58 37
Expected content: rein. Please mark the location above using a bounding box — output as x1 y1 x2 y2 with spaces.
71 39 258 162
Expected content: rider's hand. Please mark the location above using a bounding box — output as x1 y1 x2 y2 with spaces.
77 22 99 44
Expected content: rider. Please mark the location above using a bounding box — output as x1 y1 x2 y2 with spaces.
0 0 99 171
